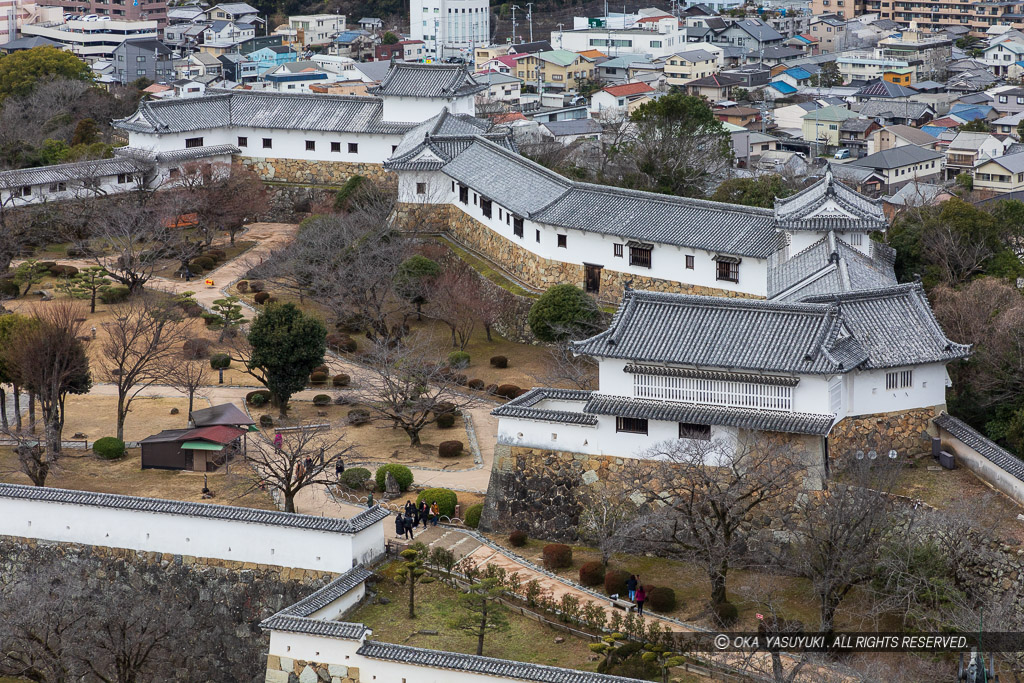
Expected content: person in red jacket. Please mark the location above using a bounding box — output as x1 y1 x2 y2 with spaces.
635 585 647 616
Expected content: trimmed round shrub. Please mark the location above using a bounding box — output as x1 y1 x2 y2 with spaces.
99 286 131 304
236 280 249 293
253 291 270 305
309 371 328 384
604 569 630 597
484 384 498 395
333 394 354 406
191 256 215 271
495 384 522 400
714 601 739 626
50 264 79 277
646 586 677 613
265 296 278 305
246 389 271 406
347 408 372 425
447 351 470 368
416 487 458 518
490 355 508 369
332 373 351 387
436 412 456 429
259 414 273 427
312 394 331 406
209 353 231 369
467 378 485 390
206 249 227 262
183 338 211 359
528 284 601 342
248 280 264 293
438 440 463 458
542 543 573 570
338 467 371 490
464 503 483 528
509 530 528 547
433 402 455 416
327 333 358 353
579 561 606 587
93 436 125 460
312 364 329 375
375 463 413 492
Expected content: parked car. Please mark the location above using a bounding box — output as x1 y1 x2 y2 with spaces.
833 149 851 160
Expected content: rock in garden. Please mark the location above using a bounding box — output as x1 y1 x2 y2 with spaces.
384 471 400 496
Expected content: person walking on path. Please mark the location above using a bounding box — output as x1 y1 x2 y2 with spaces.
430 501 440 526
403 513 415 540
394 513 405 538
418 501 429 527
635 585 647 616
335 460 344 480
626 575 638 602
273 432 283 453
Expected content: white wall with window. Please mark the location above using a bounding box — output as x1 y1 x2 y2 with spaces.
847 363 949 416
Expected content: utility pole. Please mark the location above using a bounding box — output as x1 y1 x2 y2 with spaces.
556 22 564 49
526 2 533 43
511 4 520 45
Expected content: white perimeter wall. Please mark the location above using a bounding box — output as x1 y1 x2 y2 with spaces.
846 363 948 417
0 496 386 572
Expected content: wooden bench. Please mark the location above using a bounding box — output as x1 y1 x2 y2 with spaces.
609 597 636 612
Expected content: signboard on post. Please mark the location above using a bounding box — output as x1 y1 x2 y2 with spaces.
587 17 606 28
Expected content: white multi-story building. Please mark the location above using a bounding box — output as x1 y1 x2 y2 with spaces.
20 17 158 60
552 18 688 59
410 0 489 59
288 13 345 46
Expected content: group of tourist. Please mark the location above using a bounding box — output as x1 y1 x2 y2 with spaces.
395 500 441 539
626 574 647 616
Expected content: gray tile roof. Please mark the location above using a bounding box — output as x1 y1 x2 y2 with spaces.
0 157 143 190
356 641 647 683
980 151 1024 174
858 100 934 121
848 144 944 170
277 566 373 617
729 18 784 43
584 394 834 435
260 615 368 640
0 482 390 533
154 144 240 162
774 169 887 232
623 364 799 386
387 109 499 162
768 231 896 300
855 78 917 99
367 63 487 98
933 413 1024 482
572 283 969 374
491 388 598 426
114 91 415 136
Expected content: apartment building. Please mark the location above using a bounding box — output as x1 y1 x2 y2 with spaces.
514 50 594 91
288 14 345 45
837 0 1024 36
809 0 868 21
664 49 718 86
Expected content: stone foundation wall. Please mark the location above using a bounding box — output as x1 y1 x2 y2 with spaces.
828 406 940 459
237 156 392 186
478 434 825 543
0 535 335 682
265 657 359 683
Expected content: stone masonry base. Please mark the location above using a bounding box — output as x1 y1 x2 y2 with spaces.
828 406 940 459
237 156 393 186
265 657 358 683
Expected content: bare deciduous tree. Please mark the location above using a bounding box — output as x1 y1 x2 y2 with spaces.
622 434 806 608
100 295 188 440
427 262 481 349
531 341 598 390
84 193 163 293
357 337 476 446
242 424 351 513
164 358 210 418
576 489 646 566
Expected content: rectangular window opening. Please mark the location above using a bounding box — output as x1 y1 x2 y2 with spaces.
679 422 711 440
616 416 649 434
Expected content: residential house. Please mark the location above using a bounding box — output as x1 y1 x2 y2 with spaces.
802 105 860 148
874 26 952 83
773 101 820 133
944 131 1012 180
203 20 254 47
476 72 522 104
331 30 376 61
715 105 761 129
847 145 944 193
684 73 743 100
248 45 298 73
755 149 807 175
883 181 954 218
506 40 553 56
477 55 517 75
172 79 206 98
993 111 1024 137
540 119 603 145
991 87 1024 115
857 100 935 128
867 124 940 155
714 18 784 52
590 82 655 117
218 53 258 82
357 17 382 31
178 51 223 80
551 22 688 60
773 66 813 89
258 61 332 92
983 40 1024 77
288 14 346 45
111 38 174 85
594 56 651 83
746 46 805 66
514 50 594 91
664 50 718 87
974 153 1024 194
853 78 917 101
732 130 779 166
837 57 916 86
839 118 881 157
786 33 820 55
207 3 261 24
809 16 846 54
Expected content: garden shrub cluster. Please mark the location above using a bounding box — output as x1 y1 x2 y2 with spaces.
578 561 605 587
509 530 528 547
209 353 231 369
338 467 371 490
312 394 331 406
542 543 573 570
183 338 211 359
463 503 483 528
438 440 463 458
603 569 630 596
447 351 470 368
416 487 457 517
436 412 455 428
375 463 413 492
93 437 125 460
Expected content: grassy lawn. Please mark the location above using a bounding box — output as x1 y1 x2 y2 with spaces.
0 446 275 510
352 565 600 671
62 395 200 444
